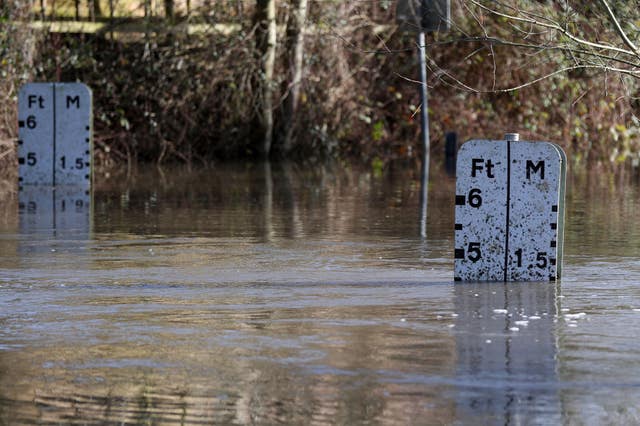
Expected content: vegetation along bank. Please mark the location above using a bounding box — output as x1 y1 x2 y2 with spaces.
1 0 639 177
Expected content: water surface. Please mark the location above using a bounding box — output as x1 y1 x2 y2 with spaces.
1 163 640 424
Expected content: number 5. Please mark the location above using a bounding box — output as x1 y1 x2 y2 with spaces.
27 152 37 166
468 242 481 262
536 252 548 268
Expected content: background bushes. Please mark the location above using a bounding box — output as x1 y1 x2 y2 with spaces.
1 0 639 173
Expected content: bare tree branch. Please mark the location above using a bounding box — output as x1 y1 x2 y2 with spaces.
438 36 640 70
490 65 639 92
468 0 637 58
599 0 640 58
397 62 638 95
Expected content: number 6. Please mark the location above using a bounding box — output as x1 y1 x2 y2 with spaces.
468 188 482 208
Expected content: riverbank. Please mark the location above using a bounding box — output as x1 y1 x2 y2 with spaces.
2 2 639 173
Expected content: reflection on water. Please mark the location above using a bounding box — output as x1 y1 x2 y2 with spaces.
2 162 640 424
18 186 91 256
454 282 560 423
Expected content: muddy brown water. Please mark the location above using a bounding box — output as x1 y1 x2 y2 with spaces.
1 163 640 424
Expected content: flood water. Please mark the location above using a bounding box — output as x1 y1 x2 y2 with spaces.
1 162 640 424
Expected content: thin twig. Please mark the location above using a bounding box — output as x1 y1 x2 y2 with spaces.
397 63 638 94
436 36 640 70
468 0 637 57
599 0 640 57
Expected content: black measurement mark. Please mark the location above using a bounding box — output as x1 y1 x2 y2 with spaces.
25 116 37 129
18 120 25 128
20 201 37 213
454 223 462 231
60 156 86 170
536 252 548 268
513 249 549 269
515 248 522 267
18 154 36 166
52 184 56 234
468 188 482 208
52 84 57 187
454 249 465 259
503 139 511 282
60 199 86 212
467 242 481 262
456 190 482 208
551 223 557 230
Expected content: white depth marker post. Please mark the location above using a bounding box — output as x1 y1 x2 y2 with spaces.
18 82 92 188
454 134 566 281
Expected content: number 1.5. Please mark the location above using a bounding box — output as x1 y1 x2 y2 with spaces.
60 156 84 170
514 249 548 269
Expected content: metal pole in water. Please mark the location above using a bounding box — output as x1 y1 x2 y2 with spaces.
418 30 430 238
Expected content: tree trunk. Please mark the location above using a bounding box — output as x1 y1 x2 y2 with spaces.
236 0 243 20
281 0 308 153
164 0 174 21
254 0 277 156
88 0 102 19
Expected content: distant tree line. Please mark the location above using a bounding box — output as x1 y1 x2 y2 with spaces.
1 0 639 171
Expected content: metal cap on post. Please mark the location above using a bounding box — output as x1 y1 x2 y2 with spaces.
504 133 520 141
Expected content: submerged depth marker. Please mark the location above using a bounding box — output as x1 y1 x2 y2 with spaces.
454 134 566 282
18 82 92 187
